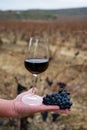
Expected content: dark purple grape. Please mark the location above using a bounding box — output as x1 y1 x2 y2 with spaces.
43 89 73 110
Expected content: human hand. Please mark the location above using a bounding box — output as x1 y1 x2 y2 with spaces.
13 88 70 117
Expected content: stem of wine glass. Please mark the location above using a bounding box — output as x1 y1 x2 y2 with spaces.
32 74 38 92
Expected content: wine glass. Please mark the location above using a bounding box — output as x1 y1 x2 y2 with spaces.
22 37 49 105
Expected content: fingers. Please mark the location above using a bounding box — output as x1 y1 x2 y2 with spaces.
27 87 38 94
36 104 70 114
59 109 70 114
38 105 60 112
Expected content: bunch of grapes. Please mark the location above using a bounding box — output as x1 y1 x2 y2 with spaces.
43 89 72 109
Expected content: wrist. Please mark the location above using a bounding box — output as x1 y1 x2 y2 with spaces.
0 99 18 118
10 99 19 117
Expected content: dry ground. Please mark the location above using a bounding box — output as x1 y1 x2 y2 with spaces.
0 21 87 130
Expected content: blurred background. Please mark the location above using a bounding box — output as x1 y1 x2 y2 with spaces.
0 0 87 130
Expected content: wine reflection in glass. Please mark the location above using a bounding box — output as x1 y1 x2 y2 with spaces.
22 37 49 105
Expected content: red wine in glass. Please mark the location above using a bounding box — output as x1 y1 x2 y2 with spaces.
24 58 49 75
22 37 49 105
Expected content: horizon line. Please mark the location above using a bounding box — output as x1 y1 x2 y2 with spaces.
0 6 87 11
